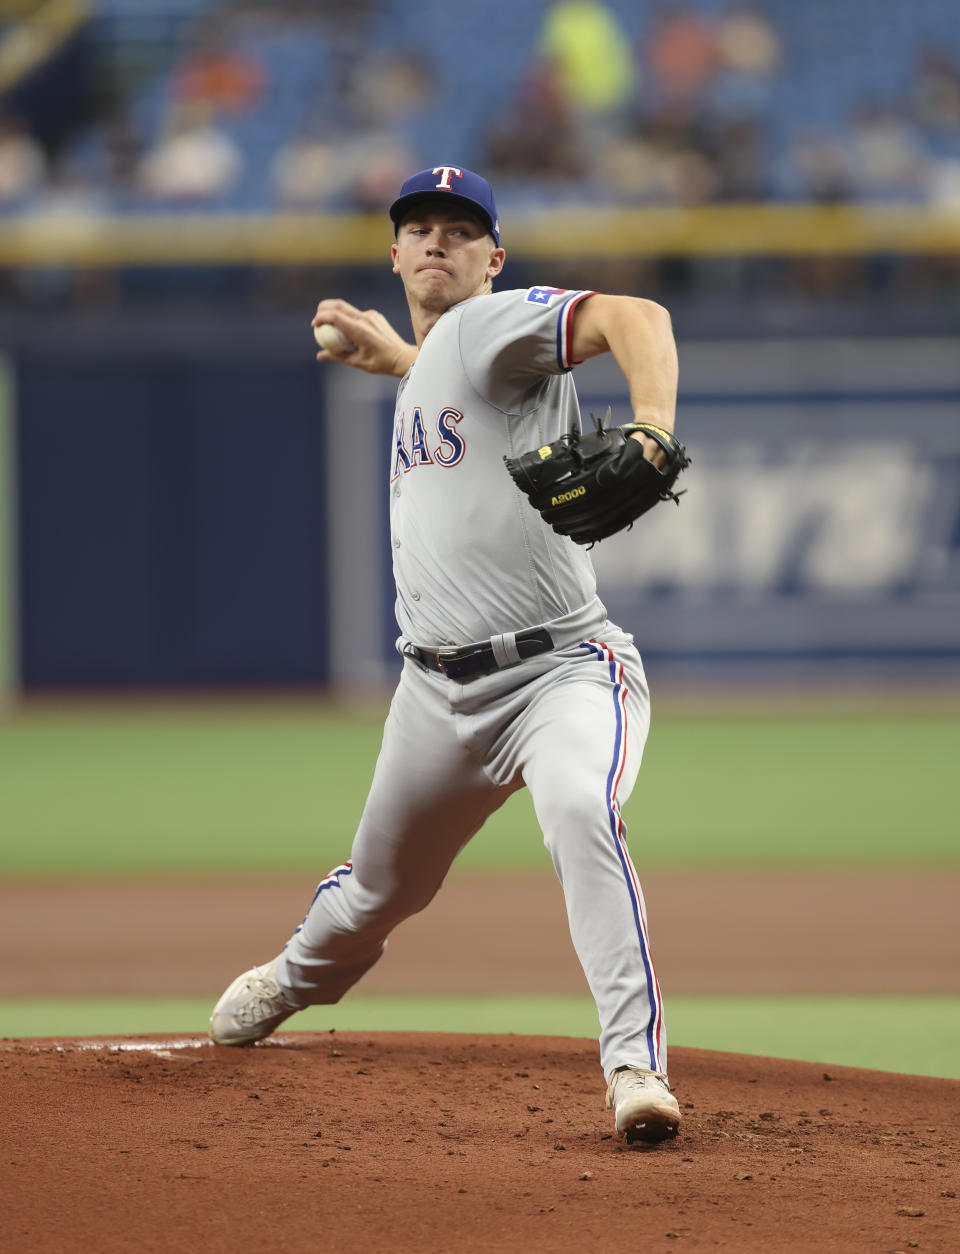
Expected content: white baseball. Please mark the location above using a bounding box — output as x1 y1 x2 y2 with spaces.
313 322 354 354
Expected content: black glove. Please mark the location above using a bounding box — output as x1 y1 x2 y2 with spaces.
504 416 690 546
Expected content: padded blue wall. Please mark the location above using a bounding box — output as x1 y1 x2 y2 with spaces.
17 348 330 686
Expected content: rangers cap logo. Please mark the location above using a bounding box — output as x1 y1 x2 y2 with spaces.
432 166 463 190
389 166 501 245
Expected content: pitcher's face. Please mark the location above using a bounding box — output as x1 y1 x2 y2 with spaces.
392 206 504 313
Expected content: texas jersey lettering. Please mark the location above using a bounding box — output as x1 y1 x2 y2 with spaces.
392 407 466 479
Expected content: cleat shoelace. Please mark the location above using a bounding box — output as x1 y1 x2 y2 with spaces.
235 969 289 1027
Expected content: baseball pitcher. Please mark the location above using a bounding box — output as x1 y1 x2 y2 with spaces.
210 165 688 1143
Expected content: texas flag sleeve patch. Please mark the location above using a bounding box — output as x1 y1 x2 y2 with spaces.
525 286 568 304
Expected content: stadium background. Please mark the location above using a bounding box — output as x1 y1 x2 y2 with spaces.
1 0 958 1077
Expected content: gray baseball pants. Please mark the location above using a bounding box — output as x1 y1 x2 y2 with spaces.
275 623 667 1080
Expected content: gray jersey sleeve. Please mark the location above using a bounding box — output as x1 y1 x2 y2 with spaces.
458 286 595 415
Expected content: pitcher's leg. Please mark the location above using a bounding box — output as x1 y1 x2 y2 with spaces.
522 639 667 1080
277 663 510 1005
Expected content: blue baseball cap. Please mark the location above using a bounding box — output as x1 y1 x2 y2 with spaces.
389 166 501 245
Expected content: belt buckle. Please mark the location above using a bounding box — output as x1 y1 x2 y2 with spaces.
437 646 487 680
436 648 467 677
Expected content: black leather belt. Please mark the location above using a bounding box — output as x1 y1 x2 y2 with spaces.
406 627 555 682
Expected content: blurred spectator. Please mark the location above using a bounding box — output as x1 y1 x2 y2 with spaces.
710 3 782 119
715 4 781 78
789 128 854 202
594 136 663 199
627 99 722 204
483 61 587 182
595 112 723 205
172 36 266 114
645 5 719 106
138 102 243 203
273 129 419 210
343 50 435 131
657 144 721 203
912 47 960 137
538 0 636 119
712 116 767 199
0 112 47 207
348 139 421 211
847 103 929 201
272 126 339 206
102 115 146 195
925 157 960 206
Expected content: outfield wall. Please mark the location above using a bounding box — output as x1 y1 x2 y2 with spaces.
14 334 332 686
8 322 960 688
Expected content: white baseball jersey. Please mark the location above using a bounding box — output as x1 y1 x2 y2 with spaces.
389 286 601 648
269 279 671 1093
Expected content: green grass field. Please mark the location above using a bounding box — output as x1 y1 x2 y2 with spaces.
2 697 958 1076
2 697 959 874
2 994 958 1080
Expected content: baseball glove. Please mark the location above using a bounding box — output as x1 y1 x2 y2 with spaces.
504 414 690 546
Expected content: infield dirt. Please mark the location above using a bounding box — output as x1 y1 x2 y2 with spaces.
4 1033 959 1253
3 868 958 996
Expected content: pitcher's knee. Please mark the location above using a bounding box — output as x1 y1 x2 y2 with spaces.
339 876 437 937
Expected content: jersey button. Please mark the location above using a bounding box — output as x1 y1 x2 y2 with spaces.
393 537 401 548
412 591 421 601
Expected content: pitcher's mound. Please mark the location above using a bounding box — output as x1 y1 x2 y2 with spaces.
3 1033 957 1252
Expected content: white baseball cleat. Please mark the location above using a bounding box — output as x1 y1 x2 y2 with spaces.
605 1066 681 1143
208 959 298 1046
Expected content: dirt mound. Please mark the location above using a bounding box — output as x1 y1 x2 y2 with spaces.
3 1033 957 1253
